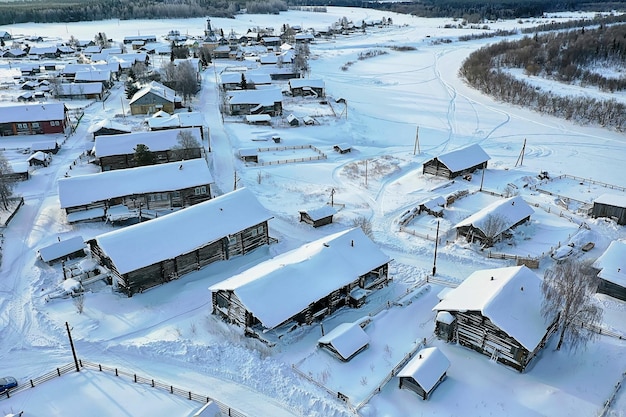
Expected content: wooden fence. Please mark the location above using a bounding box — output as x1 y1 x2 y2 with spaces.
598 371 626 417
0 360 248 417
253 144 327 166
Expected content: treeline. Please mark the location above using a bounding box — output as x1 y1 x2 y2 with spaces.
0 0 241 25
460 24 626 131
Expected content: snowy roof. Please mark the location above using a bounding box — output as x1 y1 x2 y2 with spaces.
93 127 201 157
259 54 278 64
289 79 325 89
592 240 626 287
0 103 65 123
192 401 222 417
433 265 551 351
130 81 181 105
91 188 272 275
454 196 534 236
87 119 132 134
74 70 111 82
245 114 271 123
220 72 272 85
397 347 450 392
594 193 626 209
228 88 282 106
58 159 213 209
31 141 58 151
300 206 338 221
210 227 391 329
58 83 103 95
238 148 258 157
318 322 370 360
420 196 445 211
9 161 28 173
428 143 490 172
38 236 85 263
147 112 206 130
28 151 50 162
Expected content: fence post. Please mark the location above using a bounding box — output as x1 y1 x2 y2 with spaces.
57 368 61 376
188 391 192 400
99 364 102 371
151 379 155 387
30 379 34 388
170 386 174 394
133 374 136 382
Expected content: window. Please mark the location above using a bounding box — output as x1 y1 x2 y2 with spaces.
50 120 60 127
17 123 28 129
32 122 40 129
194 186 207 195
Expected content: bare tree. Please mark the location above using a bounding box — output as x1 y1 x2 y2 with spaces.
352 216 373 239
479 213 508 247
175 60 198 103
173 130 201 160
73 292 85 314
0 151 16 210
541 258 603 351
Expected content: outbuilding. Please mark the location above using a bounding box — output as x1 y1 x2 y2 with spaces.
592 240 626 301
318 322 370 361
299 206 337 227
592 194 626 225
422 144 490 179
397 347 450 400
38 236 86 265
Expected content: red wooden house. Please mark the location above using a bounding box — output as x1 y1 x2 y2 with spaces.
0 103 69 136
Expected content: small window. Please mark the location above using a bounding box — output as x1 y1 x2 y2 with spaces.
50 120 59 127
17 123 28 129
194 186 207 195
32 122 40 128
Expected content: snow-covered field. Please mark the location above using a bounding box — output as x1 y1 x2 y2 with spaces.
0 7 625 417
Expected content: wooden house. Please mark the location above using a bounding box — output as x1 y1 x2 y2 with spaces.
433 265 558 372
592 194 626 225
592 240 626 301
88 119 132 139
299 206 337 227
0 103 68 136
94 127 202 171
210 227 391 332
288 79 325 98
238 148 259 163
74 70 112 89
58 159 213 223
228 88 283 117
4 161 29 181
146 112 207 140
123 35 157 44
397 347 450 400
454 196 533 247
333 143 352 154
318 322 370 361
38 236 86 265
87 188 272 296
423 144 490 179
129 81 182 115
57 83 104 100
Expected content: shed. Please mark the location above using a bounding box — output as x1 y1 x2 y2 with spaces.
333 143 352 154
397 347 450 400
31 140 60 154
38 236 86 264
433 265 558 372
238 148 259 163
245 114 272 125
28 151 51 167
592 240 626 301
423 144 490 179
454 196 533 247
318 322 370 361
419 196 445 217
299 206 338 227
592 194 626 225
286 114 299 126
4 161 29 181
210 227 391 331
88 119 132 138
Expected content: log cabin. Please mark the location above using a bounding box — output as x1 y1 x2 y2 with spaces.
210 227 391 334
453 196 534 247
0 103 68 136
422 144 489 179
87 188 273 296
592 240 626 301
318 322 370 361
38 236 86 265
299 206 337 228
433 265 558 372
592 194 626 225
58 159 213 223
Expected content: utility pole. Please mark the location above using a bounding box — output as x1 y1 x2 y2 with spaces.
330 188 335 206
364 160 368 187
413 126 420 156
65 322 80 372
515 138 526 167
480 167 486 191
120 97 126 119
432 221 440 276
234 171 238 190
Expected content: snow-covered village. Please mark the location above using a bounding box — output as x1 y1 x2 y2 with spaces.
0 4 625 417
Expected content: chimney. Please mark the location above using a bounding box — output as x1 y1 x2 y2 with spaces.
419 354 422 359
520 286 524 291
351 240 354 247
490 276 494 281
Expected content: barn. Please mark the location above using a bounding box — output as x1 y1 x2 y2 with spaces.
397 347 450 400
592 240 626 301
592 194 626 225
318 322 370 361
422 144 490 179
57 83 104 100
94 127 203 171
454 195 534 247
88 119 132 139
0 103 68 136
433 265 558 372
210 227 391 333
58 159 213 223
87 188 273 296
146 112 207 140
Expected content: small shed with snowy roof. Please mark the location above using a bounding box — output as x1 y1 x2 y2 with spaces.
88 188 272 296
397 347 450 400
210 227 391 332
88 119 132 138
592 193 626 225
423 144 490 179
299 205 337 227
592 240 626 301
454 195 533 247
38 236 86 265
433 265 558 372
318 322 370 361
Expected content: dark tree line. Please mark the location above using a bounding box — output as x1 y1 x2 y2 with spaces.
460 24 626 131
